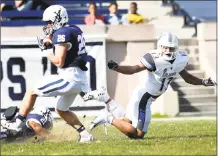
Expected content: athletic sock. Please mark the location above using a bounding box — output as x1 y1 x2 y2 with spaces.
77 125 90 138
106 100 118 111
102 93 110 103
16 114 26 122
15 114 26 126
108 115 114 124
107 100 125 118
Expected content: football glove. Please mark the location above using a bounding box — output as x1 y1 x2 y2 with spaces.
202 77 217 86
37 36 52 51
107 60 118 70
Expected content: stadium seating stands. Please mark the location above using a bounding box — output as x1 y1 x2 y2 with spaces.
1 0 128 26
162 0 202 36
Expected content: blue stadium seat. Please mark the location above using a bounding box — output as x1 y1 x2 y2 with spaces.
1 19 85 26
1 0 116 10
1 9 127 18
170 1 202 37
1 0 14 5
56 0 116 8
1 9 128 26
1 0 128 26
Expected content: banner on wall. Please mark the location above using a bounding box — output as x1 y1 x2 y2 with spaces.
1 36 107 116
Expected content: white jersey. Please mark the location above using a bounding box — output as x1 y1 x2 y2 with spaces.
140 49 189 96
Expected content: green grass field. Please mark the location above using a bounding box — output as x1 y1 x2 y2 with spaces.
1 119 216 155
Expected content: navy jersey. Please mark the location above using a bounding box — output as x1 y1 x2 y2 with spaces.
52 25 87 68
26 107 53 130
0 107 53 140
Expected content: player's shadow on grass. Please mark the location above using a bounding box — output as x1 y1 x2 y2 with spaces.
146 134 216 140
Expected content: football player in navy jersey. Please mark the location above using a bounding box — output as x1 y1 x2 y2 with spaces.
4 5 94 143
1 106 53 141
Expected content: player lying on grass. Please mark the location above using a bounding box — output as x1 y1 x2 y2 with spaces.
1 106 53 141
83 32 217 139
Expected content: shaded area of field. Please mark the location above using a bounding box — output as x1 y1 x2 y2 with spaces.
1 119 216 155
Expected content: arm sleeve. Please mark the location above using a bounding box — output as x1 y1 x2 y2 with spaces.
140 53 156 71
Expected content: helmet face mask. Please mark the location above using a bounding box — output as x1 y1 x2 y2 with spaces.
157 32 179 61
159 46 177 60
42 5 69 35
43 23 54 36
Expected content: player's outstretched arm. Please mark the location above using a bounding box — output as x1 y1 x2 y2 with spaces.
179 69 217 86
107 60 147 75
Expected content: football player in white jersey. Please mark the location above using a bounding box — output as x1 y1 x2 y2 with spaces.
83 32 217 139
1 106 53 141
3 5 95 142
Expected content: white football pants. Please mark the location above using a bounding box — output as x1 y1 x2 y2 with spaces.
125 87 159 132
34 67 90 111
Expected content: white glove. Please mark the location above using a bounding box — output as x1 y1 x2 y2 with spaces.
37 36 52 51
202 77 217 86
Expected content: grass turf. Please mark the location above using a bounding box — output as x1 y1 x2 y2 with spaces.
1 119 216 155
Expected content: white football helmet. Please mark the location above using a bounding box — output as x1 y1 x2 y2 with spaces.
30 106 53 130
157 32 179 60
42 5 69 35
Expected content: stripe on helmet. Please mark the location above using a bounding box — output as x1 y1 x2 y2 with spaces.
168 33 173 42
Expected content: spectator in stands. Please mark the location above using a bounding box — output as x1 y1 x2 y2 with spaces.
104 2 122 25
121 2 148 24
1 0 33 11
84 2 105 25
31 0 56 10
1 0 54 12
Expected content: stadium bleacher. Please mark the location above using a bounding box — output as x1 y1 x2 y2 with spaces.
162 0 202 36
1 0 128 26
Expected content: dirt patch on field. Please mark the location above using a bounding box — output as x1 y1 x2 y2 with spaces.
3 118 96 143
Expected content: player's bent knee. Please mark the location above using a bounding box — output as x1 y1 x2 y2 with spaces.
55 108 68 116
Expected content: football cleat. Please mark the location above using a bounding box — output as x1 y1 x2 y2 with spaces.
0 126 8 140
78 134 95 143
89 109 113 131
1 119 24 135
83 87 110 102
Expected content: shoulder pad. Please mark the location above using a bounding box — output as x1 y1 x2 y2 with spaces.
140 52 156 71
177 50 189 65
52 27 73 44
178 50 188 56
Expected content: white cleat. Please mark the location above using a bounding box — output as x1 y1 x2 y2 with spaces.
78 134 95 143
83 87 110 102
1 119 23 135
89 109 113 131
0 126 8 140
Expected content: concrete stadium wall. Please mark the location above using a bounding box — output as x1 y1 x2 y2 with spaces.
197 21 217 81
